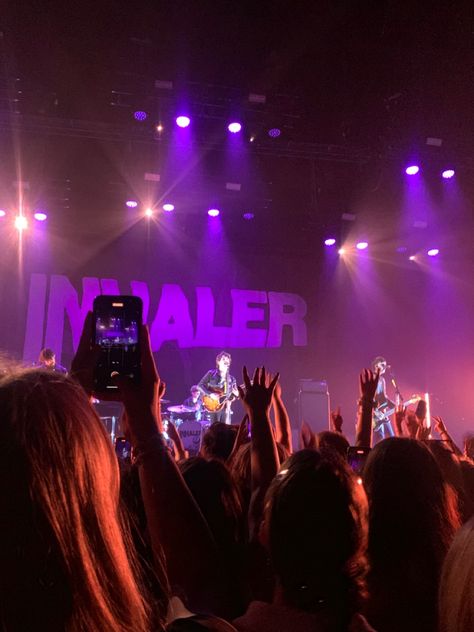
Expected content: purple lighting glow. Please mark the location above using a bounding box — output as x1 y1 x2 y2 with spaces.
356 241 368 250
427 248 439 257
441 169 455 179
162 203 175 212
324 238 336 246
208 208 220 217
268 128 281 138
134 111 147 121
176 115 191 128
243 212 254 220
405 165 420 175
33 212 47 221
126 200 138 208
228 122 242 133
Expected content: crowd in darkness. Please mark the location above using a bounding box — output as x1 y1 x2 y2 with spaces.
0 313 473 631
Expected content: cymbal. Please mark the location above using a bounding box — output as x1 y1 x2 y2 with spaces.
167 404 195 413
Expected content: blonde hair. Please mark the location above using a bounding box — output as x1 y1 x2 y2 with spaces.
0 369 155 631
439 518 474 632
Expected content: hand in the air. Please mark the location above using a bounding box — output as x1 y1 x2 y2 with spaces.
238 366 279 416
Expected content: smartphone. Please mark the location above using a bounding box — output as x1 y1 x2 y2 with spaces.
347 446 371 476
93 295 142 391
114 437 132 462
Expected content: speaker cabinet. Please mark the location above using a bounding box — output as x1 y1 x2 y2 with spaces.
297 379 330 436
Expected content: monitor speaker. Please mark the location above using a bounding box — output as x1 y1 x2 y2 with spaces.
297 379 330 436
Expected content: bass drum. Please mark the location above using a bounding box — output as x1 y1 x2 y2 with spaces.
178 420 203 457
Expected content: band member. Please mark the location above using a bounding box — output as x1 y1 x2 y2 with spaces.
37 348 68 374
372 356 395 441
183 385 204 421
198 351 239 424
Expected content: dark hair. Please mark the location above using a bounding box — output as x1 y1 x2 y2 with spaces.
201 422 238 462
265 449 368 623
316 430 350 459
363 438 460 631
0 369 154 631
371 356 386 369
39 348 55 361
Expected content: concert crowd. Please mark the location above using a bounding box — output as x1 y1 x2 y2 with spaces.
0 314 472 632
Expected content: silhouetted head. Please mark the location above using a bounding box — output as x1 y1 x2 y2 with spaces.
201 422 238 462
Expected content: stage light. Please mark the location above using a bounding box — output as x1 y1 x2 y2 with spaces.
125 200 138 208
208 208 220 217
144 208 154 217
338 248 346 255
409 255 416 261
249 135 255 142
356 241 368 250
228 122 242 134
427 248 439 257
15 215 28 231
0 209 6 217
156 123 163 132
243 212 254 220
405 165 420 175
176 115 191 128
268 128 281 138
162 203 174 212
134 110 147 121
324 238 336 246
441 169 455 179
33 212 47 221
396 246 408 253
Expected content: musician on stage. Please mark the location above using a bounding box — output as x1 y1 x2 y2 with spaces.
198 351 239 424
183 385 204 421
37 348 68 374
372 356 395 441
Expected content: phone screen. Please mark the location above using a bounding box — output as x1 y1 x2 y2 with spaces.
93 296 142 391
347 447 371 476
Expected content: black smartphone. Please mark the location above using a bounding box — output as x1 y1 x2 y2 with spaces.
114 437 132 462
347 446 371 476
92 295 142 391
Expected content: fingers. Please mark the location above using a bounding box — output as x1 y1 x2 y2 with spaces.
140 325 159 381
268 372 280 395
237 385 245 400
252 366 259 386
242 366 251 390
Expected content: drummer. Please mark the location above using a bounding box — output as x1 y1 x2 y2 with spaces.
183 385 203 421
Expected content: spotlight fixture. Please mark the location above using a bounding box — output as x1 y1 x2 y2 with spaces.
356 241 369 250
338 248 346 255
33 212 47 221
162 203 175 212
208 208 220 217
144 208 154 217
156 123 164 132
0 209 6 217
14 215 28 231
249 135 256 142
268 128 281 138
324 238 336 246
125 200 138 208
176 115 191 128
427 248 439 257
243 212 254 220
134 110 147 121
441 169 455 179
409 255 416 261
405 165 420 175
228 122 242 134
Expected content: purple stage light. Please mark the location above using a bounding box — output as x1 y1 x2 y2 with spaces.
228 122 242 134
356 241 368 250
125 200 138 208
427 248 439 257
163 203 175 212
0 209 6 217
176 115 191 128
144 208 154 217
405 165 420 175
134 111 147 121
441 169 455 179
324 238 336 246
208 208 220 217
243 212 254 220
268 128 281 138
33 212 47 221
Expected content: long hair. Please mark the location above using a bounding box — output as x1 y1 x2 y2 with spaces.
439 517 474 632
265 449 369 623
0 369 155 631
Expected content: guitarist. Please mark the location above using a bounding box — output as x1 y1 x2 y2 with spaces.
372 356 396 442
198 351 240 424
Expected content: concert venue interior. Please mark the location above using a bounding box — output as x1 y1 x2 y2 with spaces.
1 6 473 441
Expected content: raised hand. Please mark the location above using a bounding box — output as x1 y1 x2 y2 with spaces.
359 368 380 403
433 415 448 437
330 406 343 432
238 366 279 416
301 421 317 450
394 404 406 437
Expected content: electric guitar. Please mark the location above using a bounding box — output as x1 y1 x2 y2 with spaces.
373 397 419 431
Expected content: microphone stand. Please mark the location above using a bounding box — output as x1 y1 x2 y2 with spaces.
389 370 404 405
